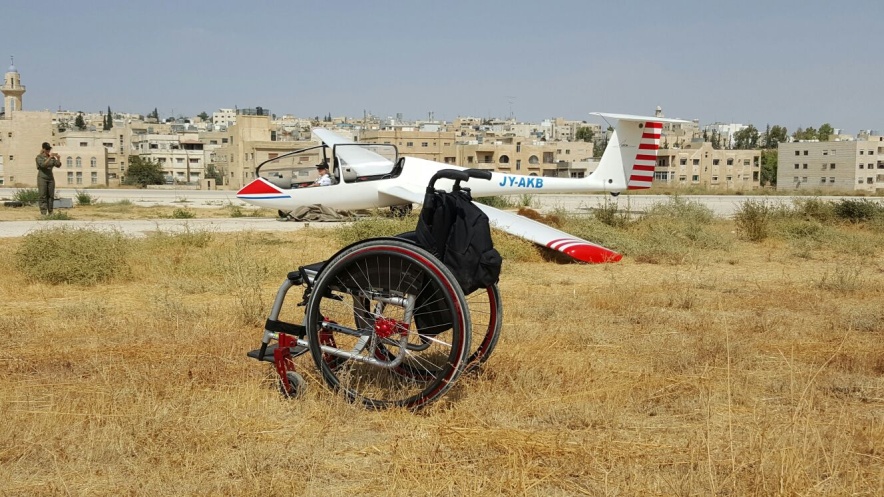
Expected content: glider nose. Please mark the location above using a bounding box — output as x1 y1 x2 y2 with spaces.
236 177 287 199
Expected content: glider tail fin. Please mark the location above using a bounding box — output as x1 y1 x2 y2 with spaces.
590 113 678 192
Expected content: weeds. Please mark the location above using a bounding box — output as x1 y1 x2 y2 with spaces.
171 208 195 219
14 226 131 285
592 201 631 228
1 213 882 495
332 213 418 246
791 197 835 222
815 263 866 293
39 211 72 220
143 224 213 249
12 188 39 205
734 200 772 241
833 198 883 223
75 190 95 206
475 196 517 209
216 236 271 325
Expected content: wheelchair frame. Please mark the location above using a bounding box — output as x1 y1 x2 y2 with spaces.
247 169 503 409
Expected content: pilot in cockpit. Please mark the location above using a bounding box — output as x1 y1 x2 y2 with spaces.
310 160 332 187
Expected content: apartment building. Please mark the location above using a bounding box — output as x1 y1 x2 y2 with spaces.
655 140 762 190
540 117 600 142
457 136 593 177
210 114 320 189
358 128 458 164
212 108 237 128
131 132 213 185
776 138 884 192
358 127 594 178
54 132 111 187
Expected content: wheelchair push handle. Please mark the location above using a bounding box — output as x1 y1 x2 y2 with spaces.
428 168 493 192
465 168 492 181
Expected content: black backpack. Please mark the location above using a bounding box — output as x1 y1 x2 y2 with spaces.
415 188 502 295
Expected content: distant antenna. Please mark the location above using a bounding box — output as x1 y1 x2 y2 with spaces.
506 95 516 120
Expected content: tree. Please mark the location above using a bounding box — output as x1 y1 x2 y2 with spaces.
148 108 159 121
818 123 834 141
197 111 210 122
733 124 759 149
793 126 818 141
75 113 86 130
592 142 608 157
204 164 224 185
711 130 721 149
575 126 594 142
104 106 113 131
767 125 788 146
124 156 165 187
760 149 778 187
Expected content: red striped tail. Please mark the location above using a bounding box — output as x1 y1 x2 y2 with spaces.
627 121 661 190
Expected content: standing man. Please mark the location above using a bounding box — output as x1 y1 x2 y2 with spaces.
35 142 61 215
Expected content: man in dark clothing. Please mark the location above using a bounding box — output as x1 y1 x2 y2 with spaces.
35 142 61 215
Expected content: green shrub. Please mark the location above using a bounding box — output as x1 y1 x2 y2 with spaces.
15 227 131 285
791 197 835 222
734 200 772 242
75 190 95 206
777 218 827 241
171 208 195 219
12 188 39 205
833 199 882 223
592 202 631 228
645 196 714 225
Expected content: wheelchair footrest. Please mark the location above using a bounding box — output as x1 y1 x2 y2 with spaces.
247 344 309 363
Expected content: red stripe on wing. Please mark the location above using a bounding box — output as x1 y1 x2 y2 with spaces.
547 238 622 263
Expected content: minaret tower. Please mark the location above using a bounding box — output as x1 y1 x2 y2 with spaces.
2 56 26 114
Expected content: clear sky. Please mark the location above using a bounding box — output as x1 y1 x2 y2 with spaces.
3 0 882 133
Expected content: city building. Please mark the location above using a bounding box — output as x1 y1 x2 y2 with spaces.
54 132 111 186
358 127 594 178
0 61 56 186
131 132 211 185
776 138 884 192
210 114 318 189
655 140 762 191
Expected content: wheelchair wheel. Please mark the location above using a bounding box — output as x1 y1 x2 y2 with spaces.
464 283 503 372
305 239 471 409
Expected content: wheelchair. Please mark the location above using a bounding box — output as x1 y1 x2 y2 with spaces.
247 169 502 409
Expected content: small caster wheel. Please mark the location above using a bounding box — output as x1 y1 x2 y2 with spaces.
278 371 306 399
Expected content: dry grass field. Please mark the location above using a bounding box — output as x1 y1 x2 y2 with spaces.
1 198 882 496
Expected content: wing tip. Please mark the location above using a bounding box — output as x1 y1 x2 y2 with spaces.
549 239 622 264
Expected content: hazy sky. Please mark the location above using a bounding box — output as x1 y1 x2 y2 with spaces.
3 0 882 133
